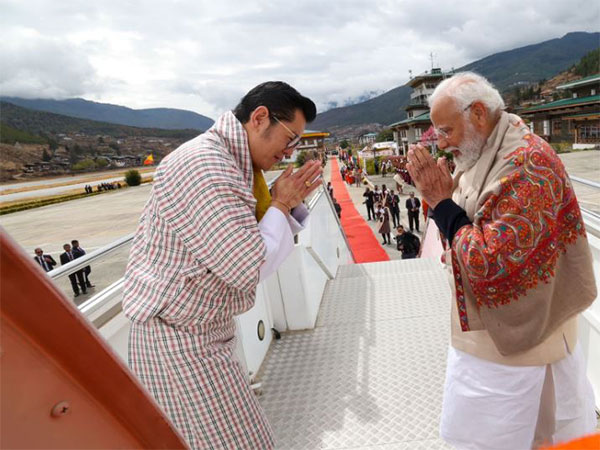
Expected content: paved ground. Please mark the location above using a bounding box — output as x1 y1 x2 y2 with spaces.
0 170 154 203
1 184 154 304
1 170 283 304
0 167 153 191
560 151 600 215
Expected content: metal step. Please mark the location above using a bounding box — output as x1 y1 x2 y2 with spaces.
335 257 440 279
259 259 452 449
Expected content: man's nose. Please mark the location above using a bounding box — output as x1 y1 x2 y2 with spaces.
437 137 448 150
283 147 295 157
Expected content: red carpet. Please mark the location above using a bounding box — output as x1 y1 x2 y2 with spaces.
330 158 390 263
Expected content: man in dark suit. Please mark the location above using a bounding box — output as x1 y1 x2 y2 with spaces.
395 225 420 259
363 187 375 220
60 243 87 297
405 192 421 232
33 248 57 272
71 239 94 288
386 189 401 228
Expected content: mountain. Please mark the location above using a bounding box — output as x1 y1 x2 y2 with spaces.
311 85 411 130
0 97 214 131
311 31 600 130
0 101 200 140
460 32 600 91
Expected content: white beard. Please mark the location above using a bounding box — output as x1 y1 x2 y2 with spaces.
448 122 486 172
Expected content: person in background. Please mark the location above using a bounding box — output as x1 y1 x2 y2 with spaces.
363 187 375 220
375 201 391 245
332 197 342 219
354 166 362 187
407 71 597 449
60 243 86 297
387 189 400 228
393 170 404 194
374 158 380 175
405 191 421 233
373 184 382 204
327 181 333 198
381 160 387 177
71 239 94 288
33 248 56 273
395 225 420 259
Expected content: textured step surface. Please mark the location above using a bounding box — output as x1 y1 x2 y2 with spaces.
260 258 452 449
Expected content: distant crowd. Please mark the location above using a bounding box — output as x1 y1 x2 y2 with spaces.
332 151 430 259
34 239 95 298
84 182 121 194
326 173 423 260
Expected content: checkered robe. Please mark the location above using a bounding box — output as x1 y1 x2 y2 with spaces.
122 111 274 449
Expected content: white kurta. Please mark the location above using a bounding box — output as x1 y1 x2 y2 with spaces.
440 344 596 449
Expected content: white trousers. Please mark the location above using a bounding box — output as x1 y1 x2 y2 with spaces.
440 345 597 450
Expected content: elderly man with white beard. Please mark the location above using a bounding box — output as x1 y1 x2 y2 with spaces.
407 72 597 450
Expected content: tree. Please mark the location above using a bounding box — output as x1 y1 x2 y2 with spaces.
575 49 600 77
42 149 52 162
125 169 142 186
376 129 394 142
340 140 349 149
95 158 109 168
67 146 78 164
72 159 96 171
295 151 308 167
48 138 58 151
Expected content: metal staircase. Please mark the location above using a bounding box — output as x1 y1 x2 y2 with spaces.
260 258 452 449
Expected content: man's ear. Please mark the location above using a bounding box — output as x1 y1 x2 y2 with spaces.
249 106 270 132
471 101 488 128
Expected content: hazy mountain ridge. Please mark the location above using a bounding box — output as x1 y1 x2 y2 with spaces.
0 97 214 131
0 101 200 140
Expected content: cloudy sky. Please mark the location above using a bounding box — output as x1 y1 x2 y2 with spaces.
1 0 598 119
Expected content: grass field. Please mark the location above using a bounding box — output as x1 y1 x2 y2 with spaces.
0 167 155 195
0 175 154 214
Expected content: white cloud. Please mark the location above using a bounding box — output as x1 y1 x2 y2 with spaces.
0 0 598 118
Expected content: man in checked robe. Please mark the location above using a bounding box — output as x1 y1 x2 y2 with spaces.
122 81 322 449
407 72 597 449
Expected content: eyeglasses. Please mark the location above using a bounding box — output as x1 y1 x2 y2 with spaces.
272 116 302 149
433 102 474 141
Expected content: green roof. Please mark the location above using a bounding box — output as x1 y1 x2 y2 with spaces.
562 112 600 119
519 95 600 113
389 112 431 127
556 74 600 90
406 69 453 88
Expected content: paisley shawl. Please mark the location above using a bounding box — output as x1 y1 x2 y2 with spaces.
449 113 596 355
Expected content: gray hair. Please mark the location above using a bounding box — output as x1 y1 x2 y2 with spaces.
428 72 505 118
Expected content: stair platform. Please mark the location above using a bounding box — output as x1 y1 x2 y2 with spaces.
259 257 452 449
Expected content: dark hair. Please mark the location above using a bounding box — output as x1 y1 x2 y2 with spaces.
233 81 317 124
71 240 79 246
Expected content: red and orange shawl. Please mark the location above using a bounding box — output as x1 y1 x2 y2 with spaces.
450 113 596 355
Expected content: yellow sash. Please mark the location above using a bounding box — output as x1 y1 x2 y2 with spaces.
253 168 271 222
